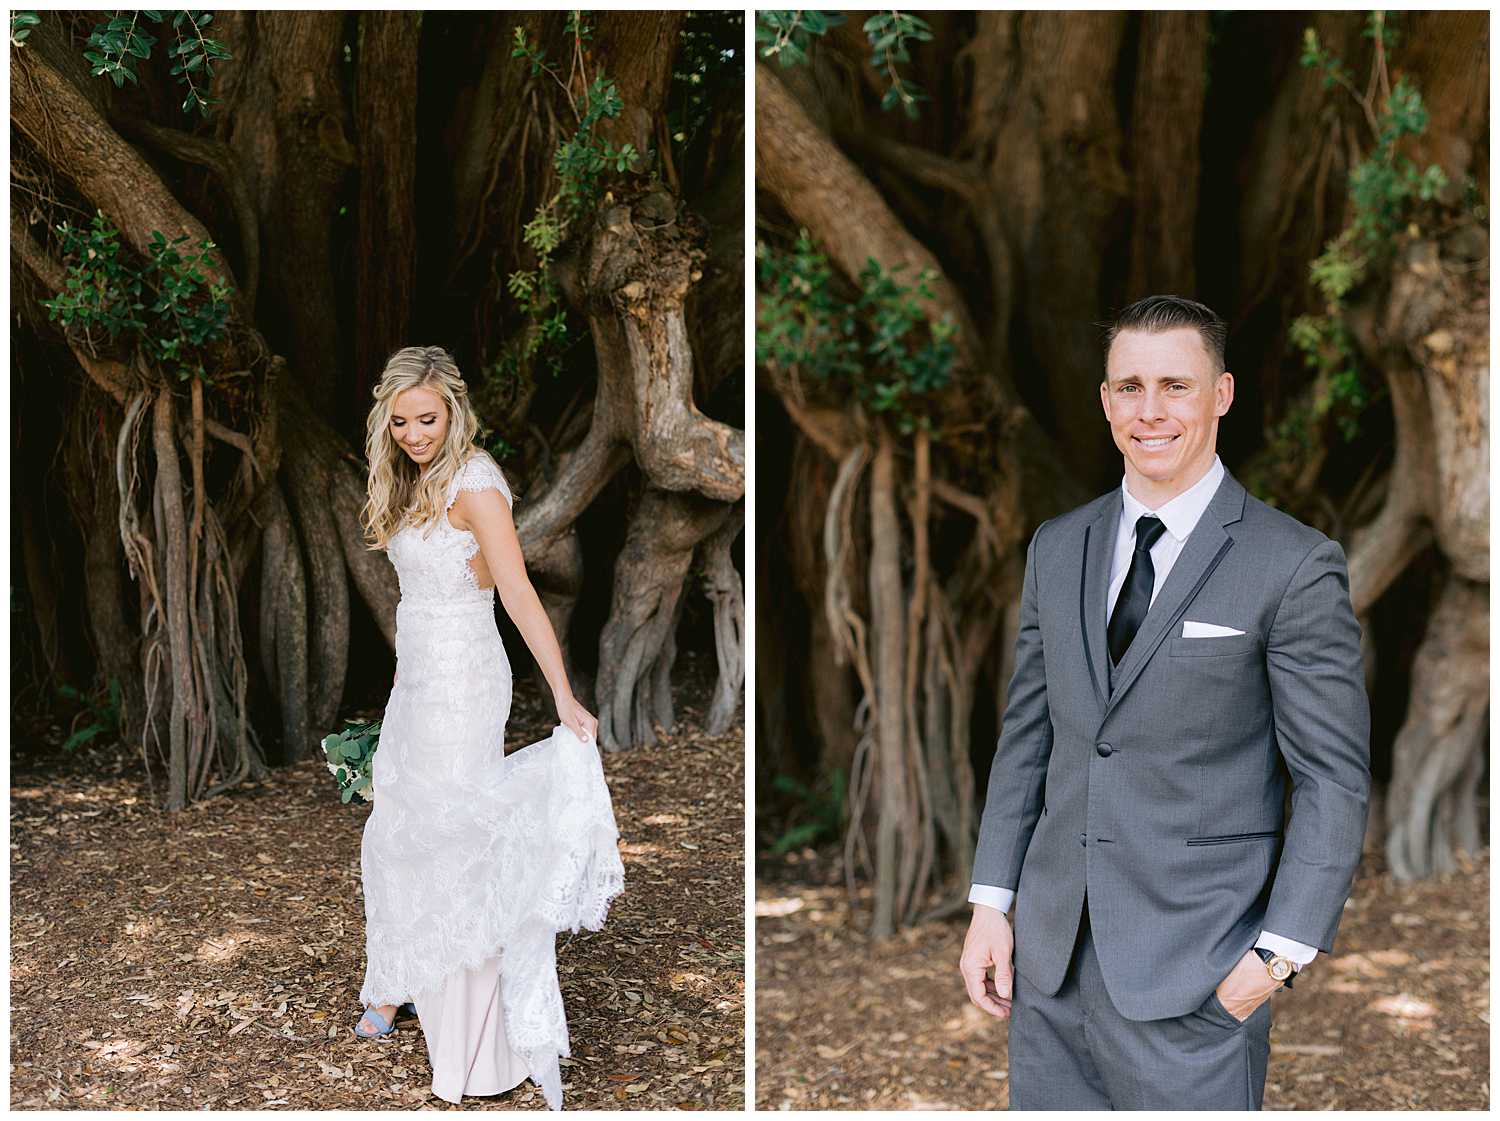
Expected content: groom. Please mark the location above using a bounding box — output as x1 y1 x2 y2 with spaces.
959 296 1370 1109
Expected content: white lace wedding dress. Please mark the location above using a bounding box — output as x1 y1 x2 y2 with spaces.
359 450 624 1110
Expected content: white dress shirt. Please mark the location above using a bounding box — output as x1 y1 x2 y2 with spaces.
970 456 1316 968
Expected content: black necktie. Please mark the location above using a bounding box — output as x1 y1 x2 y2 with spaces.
1108 514 1168 665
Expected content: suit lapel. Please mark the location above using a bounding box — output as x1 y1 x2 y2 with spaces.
1079 496 1118 709
1104 472 1248 717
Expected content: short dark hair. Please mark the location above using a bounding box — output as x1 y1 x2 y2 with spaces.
1104 295 1227 373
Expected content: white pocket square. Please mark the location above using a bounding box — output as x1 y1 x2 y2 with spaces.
1182 620 1246 638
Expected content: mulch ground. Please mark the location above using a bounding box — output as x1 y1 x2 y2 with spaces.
755 845 1488 1110
11 664 744 1110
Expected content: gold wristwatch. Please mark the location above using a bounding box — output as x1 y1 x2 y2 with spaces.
1253 947 1295 989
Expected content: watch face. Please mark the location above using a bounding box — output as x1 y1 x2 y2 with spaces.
1269 958 1293 981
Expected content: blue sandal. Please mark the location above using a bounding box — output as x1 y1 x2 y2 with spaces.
353 1002 417 1039
353 1006 395 1039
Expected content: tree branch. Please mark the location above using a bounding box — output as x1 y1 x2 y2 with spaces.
11 29 242 302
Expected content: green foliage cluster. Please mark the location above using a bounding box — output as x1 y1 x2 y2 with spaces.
756 10 934 118
757 231 958 434
1299 24 1358 92
321 718 380 804
484 18 640 451
1283 17 1448 445
862 12 934 118
42 212 233 383
10 11 40 47
767 770 846 855
755 10 843 68
12 11 229 111
57 678 123 753
512 24 639 222
78 10 230 115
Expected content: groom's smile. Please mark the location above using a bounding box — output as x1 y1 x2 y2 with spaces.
1101 327 1235 507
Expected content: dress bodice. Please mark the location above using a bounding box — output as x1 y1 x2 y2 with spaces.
386 452 514 607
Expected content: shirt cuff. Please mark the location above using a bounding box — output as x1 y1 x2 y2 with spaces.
968 884 1015 914
1255 930 1318 968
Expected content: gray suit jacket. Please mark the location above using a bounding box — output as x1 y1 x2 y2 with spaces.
973 471 1370 1022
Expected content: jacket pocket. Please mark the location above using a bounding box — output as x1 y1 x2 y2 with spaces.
1185 830 1280 846
1168 632 1259 658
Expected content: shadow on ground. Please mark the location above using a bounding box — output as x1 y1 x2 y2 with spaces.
755 845 1488 1110
12 662 744 1110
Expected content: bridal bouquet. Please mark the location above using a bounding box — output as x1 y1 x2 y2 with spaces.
322 718 381 804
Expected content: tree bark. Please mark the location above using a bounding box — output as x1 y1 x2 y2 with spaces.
573 194 745 501
1384 576 1487 880
282 416 352 734
255 481 311 762
702 504 746 734
355 11 422 400
596 488 730 751
867 430 909 938
213 12 354 413
1125 12 1208 298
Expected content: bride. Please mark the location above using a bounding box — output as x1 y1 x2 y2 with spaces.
353 346 624 1109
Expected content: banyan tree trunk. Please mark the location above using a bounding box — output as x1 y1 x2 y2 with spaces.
211 11 355 414
596 489 731 750
553 187 744 749
353 11 421 399
1346 232 1489 880
12 19 273 805
1384 578 1487 879
63 399 148 745
702 505 747 735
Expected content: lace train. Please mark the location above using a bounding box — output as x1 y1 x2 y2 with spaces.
362 726 623 1109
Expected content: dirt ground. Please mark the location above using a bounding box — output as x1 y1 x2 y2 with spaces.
11 665 744 1110
756 846 1488 1110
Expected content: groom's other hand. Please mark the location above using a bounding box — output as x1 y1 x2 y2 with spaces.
1214 949 1283 1022
960 903 1015 1018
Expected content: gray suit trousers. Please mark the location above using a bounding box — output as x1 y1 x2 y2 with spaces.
1009 907 1272 1110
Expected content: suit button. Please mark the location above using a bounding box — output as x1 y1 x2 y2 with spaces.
1096 742 1113 758
1080 833 1087 847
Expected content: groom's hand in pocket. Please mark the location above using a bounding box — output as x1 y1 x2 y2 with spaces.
960 903 1014 1018
1214 949 1282 1022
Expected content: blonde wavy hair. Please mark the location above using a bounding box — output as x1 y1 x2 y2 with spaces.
361 346 486 550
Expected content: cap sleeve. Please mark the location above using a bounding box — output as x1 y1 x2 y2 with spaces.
446 452 514 510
